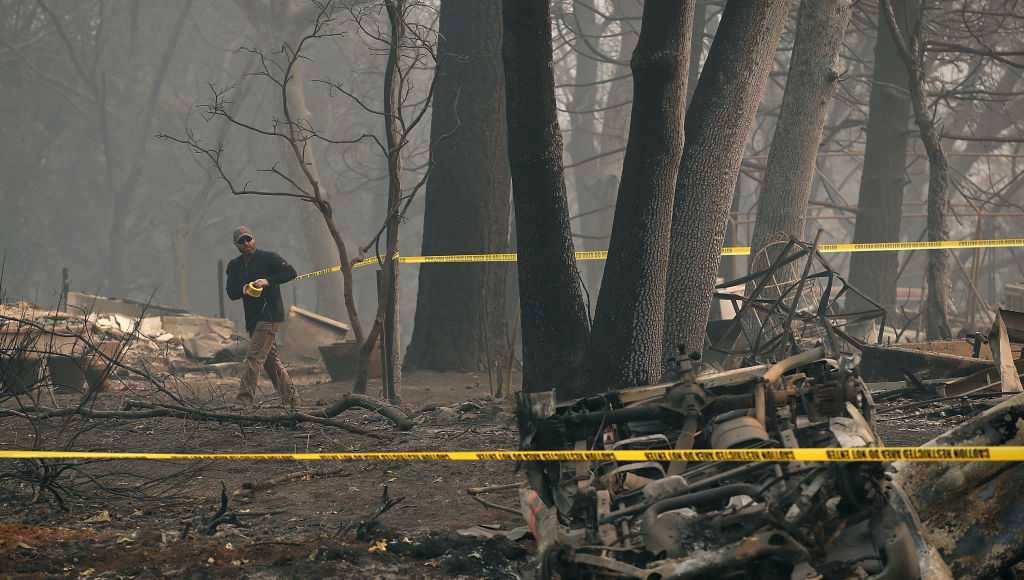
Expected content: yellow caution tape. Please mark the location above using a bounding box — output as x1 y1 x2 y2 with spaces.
0 447 1015 462
294 238 1024 279
790 237 1024 256
243 281 264 297
294 264 345 281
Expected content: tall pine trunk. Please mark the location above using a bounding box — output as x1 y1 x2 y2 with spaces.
846 0 918 321
664 0 792 357
880 0 951 339
749 0 853 265
405 0 511 372
744 0 853 357
503 0 591 398
586 0 695 392
380 0 405 400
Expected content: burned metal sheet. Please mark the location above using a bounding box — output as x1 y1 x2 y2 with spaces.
859 342 994 383
893 392 1024 579
988 309 1023 393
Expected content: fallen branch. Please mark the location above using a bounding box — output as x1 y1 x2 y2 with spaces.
206 482 239 535
466 482 523 516
316 393 413 430
233 466 350 497
467 482 523 495
468 493 520 516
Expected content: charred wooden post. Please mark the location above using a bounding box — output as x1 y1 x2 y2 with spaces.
60 267 70 312
216 259 225 319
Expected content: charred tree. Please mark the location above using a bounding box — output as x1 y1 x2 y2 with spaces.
664 0 792 357
749 0 853 267
344 0 429 399
846 0 918 319
742 0 853 357
405 0 511 372
379 0 405 401
586 0 695 391
503 0 591 398
881 0 951 339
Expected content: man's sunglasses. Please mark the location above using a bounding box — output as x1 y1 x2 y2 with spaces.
236 236 253 244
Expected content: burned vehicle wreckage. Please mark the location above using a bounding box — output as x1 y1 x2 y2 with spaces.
517 241 1021 579
517 349 948 579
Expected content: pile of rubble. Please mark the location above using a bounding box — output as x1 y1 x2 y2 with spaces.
513 239 1024 579
518 349 1024 578
0 293 245 395
518 348 935 578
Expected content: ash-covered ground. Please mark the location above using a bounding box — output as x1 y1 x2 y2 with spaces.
1 371 533 579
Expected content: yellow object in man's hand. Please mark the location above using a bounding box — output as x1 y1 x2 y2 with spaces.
243 282 264 298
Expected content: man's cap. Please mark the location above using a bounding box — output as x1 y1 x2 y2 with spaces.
233 226 253 243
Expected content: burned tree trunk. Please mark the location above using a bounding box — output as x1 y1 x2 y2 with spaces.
378 0 405 401
404 0 510 372
881 0 951 339
741 0 853 358
663 0 792 357
749 0 853 267
586 0 695 391
503 0 591 398
846 0 918 318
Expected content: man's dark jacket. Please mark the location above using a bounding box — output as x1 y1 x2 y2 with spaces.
226 249 298 334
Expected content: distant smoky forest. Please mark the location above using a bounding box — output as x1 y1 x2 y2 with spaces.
2 0 1024 359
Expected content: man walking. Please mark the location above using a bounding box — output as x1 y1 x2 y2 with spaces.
226 226 299 407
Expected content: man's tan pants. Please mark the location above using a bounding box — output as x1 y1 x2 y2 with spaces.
238 322 296 406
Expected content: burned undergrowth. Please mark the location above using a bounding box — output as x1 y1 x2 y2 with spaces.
0 376 529 578
0 292 420 511
0 290 531 578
